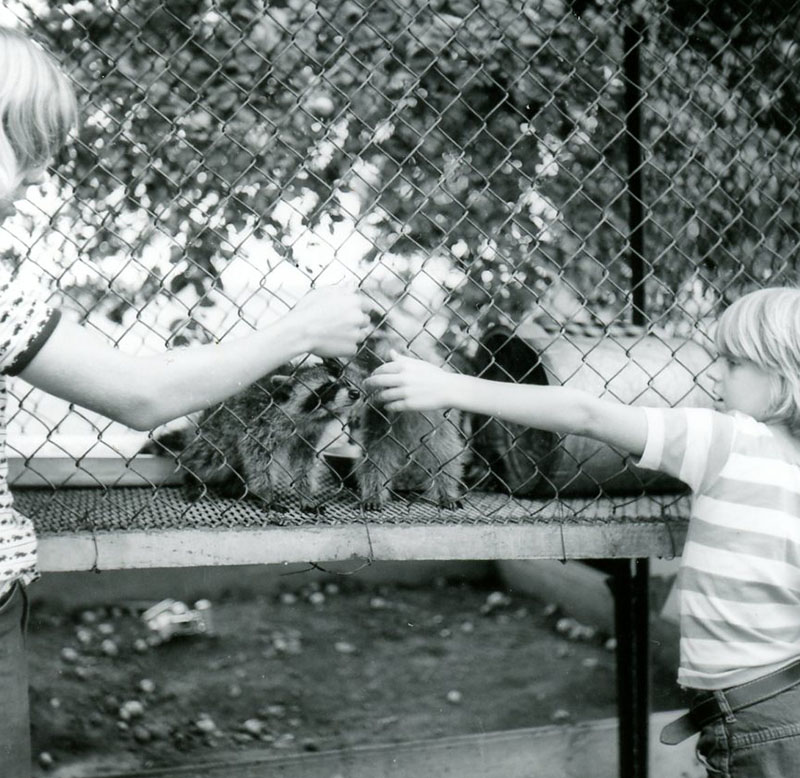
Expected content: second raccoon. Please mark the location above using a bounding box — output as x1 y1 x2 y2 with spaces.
350 334 467 511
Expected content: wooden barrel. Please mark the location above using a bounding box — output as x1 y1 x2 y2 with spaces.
471 323 715 497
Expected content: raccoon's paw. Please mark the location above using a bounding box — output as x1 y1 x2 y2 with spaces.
439 497 464 511
256 499 289 515
183 482 205 502
360 499 386 512
300 502 326 515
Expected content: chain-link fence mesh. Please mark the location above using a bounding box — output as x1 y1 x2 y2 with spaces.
3 0 799 530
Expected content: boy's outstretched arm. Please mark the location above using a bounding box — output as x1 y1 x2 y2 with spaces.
19 287 372 431
364 352 648 457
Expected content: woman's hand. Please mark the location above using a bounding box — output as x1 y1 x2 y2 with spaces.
364 351 458 412
285 287 372 358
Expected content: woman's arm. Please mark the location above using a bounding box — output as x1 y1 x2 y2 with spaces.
364 351 648 457
19 287 370 430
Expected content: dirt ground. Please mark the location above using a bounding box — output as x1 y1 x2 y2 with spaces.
27 572 683 777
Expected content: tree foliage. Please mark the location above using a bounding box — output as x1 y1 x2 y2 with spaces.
643 0 800 314
16 0 800 343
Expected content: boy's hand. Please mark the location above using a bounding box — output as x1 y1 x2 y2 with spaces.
364 351 456 412
287 287 372 357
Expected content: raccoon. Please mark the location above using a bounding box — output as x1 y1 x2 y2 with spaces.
167 360 362 512
349 332 467 511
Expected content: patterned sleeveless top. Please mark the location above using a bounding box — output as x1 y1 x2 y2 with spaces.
0 266 61 597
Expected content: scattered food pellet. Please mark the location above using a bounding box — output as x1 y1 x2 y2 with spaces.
195 714 217 733
569 625 596 641
481 591 512 614
242 718 264 735
38 752 54 769
556 616 598 642
446 690 462 704
261 704 286 718
138 678 156 694
101 639 119 657
555 617 572 634
60 647 80 663
132 725 151 744
119 700 145 721
551 709 571 723
335 641 356 654
75 628 93 646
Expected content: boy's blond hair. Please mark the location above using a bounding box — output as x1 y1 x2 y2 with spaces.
716 286 800 433
0 27 77 203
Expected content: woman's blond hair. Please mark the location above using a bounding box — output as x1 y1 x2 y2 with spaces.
0 26 77 203
716 287 800 433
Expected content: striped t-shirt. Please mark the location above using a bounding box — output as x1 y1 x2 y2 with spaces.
637 406 800 690
0 266 61 596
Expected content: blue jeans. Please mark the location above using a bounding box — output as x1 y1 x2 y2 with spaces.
695 682 800 777
0 583 31 778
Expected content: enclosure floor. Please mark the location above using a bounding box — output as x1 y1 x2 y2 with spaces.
13 486 691 533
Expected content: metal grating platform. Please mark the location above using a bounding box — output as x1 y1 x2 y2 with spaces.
13 486 691 571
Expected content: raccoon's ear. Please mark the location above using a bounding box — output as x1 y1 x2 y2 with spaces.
321 357 344 376
269 375 293 404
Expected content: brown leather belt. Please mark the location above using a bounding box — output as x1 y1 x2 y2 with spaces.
661 658 800 745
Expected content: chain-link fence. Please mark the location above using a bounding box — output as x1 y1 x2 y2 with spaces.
4 0 800 528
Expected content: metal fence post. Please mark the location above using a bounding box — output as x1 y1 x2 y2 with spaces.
619 6 651 776
625 8 647 326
